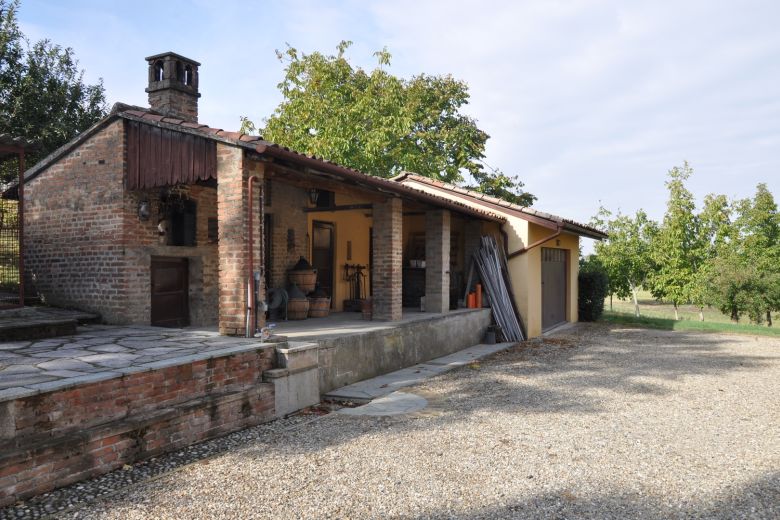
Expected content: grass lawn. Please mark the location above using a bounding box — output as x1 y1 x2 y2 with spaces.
601 290 780 338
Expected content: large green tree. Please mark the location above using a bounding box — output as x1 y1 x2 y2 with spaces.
591 207 657 316
0 0 107 184
241 41 535 205
647 162 703 320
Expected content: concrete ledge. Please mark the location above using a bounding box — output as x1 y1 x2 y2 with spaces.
317 308 492 393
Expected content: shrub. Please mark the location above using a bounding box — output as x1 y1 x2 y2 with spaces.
578 267 609 322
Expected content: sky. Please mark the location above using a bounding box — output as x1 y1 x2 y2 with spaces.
17 0 780 250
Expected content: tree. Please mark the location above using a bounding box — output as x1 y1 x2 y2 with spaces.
690 193 731 321
241 41 535 206
591 207 657 317
0 0 107 184
647 162 702 320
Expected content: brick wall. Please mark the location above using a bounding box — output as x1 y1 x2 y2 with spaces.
264 179 309 290
123 185 219 326
24 120 129 323
372 197 402 320
147 89 198 122
216 146 264 335
0 346 275 506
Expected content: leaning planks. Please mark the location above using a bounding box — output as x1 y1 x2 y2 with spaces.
473 236 525 342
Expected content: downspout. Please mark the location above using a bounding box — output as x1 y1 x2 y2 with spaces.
246 175 262 338
507 224 562 259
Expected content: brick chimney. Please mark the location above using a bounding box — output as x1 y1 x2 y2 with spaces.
145 52 201 122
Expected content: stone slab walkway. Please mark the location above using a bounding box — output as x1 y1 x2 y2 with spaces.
324 342 514 403
0 325 272 402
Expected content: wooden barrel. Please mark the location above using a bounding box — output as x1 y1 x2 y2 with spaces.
288 270 317 294
287 298 310 320
308 297 331 318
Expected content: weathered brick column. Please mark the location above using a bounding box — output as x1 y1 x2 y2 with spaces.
425 209 451 314
216 144 264 335
372 197 402 321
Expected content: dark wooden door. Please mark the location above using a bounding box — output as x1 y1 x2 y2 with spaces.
541 247 567 331
311 221 334 299
151 257 189 327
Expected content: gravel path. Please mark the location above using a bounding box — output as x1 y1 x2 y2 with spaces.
39 324 780 518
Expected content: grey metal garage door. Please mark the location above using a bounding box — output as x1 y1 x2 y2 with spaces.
541 247 567 331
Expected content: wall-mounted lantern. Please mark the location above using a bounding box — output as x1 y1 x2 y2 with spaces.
138 198 151 221
308 188 319 205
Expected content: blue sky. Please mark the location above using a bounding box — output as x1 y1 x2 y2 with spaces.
18 0 780 245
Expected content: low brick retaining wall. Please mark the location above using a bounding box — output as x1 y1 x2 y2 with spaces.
0 347 275 507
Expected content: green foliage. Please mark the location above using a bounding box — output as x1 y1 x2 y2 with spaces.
646 162 702 312
590 206 657 315
578 258 609 321
705 184 780 324
244 41 535 206
0 0 107 184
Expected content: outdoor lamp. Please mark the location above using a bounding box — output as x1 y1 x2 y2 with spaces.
308 188 319 205
138 198 151 221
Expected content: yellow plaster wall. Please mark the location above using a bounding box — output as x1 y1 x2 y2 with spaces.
306 191 373 312
510 223 579 338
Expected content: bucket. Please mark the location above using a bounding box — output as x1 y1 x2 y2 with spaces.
308 297 331 318
287 298 309 320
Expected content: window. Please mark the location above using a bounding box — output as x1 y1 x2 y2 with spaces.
315 189 334 208
169 200 197 247
154 61 164 82
183 65 193 86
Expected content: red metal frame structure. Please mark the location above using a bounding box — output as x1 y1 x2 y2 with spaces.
0 134 36 308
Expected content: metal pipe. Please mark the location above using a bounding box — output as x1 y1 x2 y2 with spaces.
246 174 261 337
507 225 562 259
18 150 24 308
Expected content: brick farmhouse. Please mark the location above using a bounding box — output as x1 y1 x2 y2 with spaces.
20 51 604 338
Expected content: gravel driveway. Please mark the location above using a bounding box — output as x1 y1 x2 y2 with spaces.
68 323 779 519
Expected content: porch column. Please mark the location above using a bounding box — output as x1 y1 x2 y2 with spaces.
425 209 451 314
216 144 264 335
463 219 482 267
372 197 402 321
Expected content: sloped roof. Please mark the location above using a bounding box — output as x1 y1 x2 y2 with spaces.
20 104 504 223
392 172 607 240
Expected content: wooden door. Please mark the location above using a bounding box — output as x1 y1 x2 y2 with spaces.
541 247 567 331
311 221 334 299
151 257 189 327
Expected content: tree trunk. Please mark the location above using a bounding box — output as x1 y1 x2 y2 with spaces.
673 302 679 321
610 294 613 311
731 306 739 322
629 280 640 317
699 307 704 322
767 310 773 327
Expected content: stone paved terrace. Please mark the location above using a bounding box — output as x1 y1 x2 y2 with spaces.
0 325 273 402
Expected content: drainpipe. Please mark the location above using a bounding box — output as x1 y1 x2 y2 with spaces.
246 175 262 338
507 224 562 259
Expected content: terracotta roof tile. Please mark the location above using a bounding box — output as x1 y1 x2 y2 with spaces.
180 122 203 129
142 113 165 122
162 117 185 125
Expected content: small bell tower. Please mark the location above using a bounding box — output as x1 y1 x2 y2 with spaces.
145 52 201 122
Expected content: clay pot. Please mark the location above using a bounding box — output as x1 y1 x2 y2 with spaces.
288 256 317 294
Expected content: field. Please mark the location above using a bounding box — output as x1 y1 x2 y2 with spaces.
602 290 780 338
